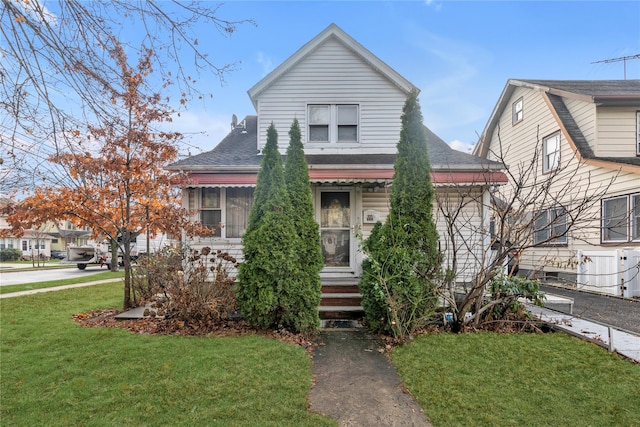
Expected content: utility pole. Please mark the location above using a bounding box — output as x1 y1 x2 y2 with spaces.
592 54 640 80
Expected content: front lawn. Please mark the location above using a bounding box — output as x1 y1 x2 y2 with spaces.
0 283 335 426
3 282 639 426
392 332 640 426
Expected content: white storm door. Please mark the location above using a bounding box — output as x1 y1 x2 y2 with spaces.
317 189 355 271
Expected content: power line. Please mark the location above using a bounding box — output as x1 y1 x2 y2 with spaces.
591 54 640 79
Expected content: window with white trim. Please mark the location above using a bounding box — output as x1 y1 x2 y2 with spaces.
543 132 560 173
533 207 567 245
633 194 640 241
189 187 254 239
308 104 359 144
512 97 523 125
0 239 14 249
603 193 640 243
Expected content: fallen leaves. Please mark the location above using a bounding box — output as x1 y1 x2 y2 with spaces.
72 309 315 348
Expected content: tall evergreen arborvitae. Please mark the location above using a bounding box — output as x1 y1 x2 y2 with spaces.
359 90 443 338
237 123 300 330
283 118 323 332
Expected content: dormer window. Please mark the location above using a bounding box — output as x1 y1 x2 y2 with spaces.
308 104 359 143
512 97 523 125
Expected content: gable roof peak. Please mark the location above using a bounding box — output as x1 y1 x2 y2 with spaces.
247 23 417 107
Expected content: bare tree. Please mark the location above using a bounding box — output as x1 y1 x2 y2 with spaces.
436 129 614 332
1 1 253 192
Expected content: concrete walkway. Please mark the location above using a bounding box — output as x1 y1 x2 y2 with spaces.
309 329 431 427
0 278 123 299
527 304 640 363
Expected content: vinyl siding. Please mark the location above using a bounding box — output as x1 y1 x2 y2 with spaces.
434 188 486 283
596 106 639 157
360 189 390 238
485 86 640 281
487 86 558 175
563 98 596 150
255 38 407 154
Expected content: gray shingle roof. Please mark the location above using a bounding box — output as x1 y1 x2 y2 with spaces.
168 116 502 171
476 79 640 167
518 79 640 98
545 94 596 159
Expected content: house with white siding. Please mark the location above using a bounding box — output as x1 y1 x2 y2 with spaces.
167 24 507 318
474 79 640 297
0 198 53 260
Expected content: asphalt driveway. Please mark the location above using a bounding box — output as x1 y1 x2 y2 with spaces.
540 284 640 334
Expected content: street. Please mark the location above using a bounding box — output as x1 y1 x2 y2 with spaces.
0 265 107 286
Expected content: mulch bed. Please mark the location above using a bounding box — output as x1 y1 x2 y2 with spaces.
73 308 545 357
73 309 315 348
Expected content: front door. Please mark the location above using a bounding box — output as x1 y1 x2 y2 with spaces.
317 190 354 272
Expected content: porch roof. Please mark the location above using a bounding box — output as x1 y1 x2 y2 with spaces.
186 170 508 187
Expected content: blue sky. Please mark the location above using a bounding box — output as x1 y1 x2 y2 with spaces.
165 1 640 155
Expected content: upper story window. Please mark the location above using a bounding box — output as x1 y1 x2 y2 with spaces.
188 187 254 239
533 207 567 245
636 111 640 155
602 193 640 243
308 104 359 144
512 97 523 125
543 132 560 173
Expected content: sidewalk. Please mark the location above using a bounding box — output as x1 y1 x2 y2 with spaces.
0 279 123 299
0 262 68 271
309 329 432 426
527 304 640 363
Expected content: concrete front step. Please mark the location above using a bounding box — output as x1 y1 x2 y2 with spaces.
321 284 360 293
319 306 364 320
319 278 363 320
321 292 362 306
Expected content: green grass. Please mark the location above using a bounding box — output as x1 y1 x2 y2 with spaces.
0 283 336 426
0 271 125 294
392 332 640 427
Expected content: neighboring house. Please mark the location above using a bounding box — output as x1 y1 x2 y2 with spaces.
474 79 640 297
0 198 53 259
168 24 506 315
44 220 92 251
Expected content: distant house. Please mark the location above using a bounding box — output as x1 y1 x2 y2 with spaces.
43 220 92 251
0 198 53 259
474 79 640 297
168 24 506 316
